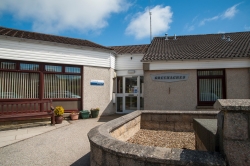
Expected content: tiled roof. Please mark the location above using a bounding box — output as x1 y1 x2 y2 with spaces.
142 32 250 61
110 44 150 54
0 26 112 50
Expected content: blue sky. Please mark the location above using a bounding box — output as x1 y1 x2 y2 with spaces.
0 0 249 46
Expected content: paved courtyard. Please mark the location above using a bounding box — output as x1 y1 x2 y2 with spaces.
0 115 122 166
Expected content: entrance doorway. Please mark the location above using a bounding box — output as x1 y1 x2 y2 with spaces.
116 76 144 113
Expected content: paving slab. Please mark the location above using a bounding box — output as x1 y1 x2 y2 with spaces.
0 120 70 148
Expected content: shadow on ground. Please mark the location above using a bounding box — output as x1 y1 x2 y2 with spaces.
97 114 124 122
71 152 90 166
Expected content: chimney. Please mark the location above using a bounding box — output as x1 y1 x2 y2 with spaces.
165 33 168 40
174 34 177 40
222 33 226 40
227 36 231 41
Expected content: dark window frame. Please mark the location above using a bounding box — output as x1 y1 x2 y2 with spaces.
0 59 82 101
197 69 226 106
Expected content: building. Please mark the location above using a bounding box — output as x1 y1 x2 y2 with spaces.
113 32 250 112
0 26 249 116
0 27 115 116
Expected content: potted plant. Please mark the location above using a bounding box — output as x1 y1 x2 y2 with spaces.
90 107 99 118
70 111 79 120
80 110 90 119
54 106 64 124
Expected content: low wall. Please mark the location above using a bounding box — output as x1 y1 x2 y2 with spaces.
193 119 218 152
88 110 225 166
141 110 217 132
110 115 141 141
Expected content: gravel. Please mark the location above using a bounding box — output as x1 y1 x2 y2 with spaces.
127 129 195 150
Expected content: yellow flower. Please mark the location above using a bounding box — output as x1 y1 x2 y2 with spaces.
54 106 64 116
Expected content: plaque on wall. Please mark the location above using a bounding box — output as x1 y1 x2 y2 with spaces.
151 73 189 83
90 80 104 86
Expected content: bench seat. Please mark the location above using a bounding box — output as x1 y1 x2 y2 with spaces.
0 100 55 125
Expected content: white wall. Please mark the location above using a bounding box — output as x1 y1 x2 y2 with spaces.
0 37 115 69
149 59 250 70
115 54 143 70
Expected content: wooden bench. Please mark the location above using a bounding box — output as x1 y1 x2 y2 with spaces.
0 100 55 125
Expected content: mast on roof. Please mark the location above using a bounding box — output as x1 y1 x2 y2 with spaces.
149 0 152 42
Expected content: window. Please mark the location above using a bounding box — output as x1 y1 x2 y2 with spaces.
0 60 82 100
1 62 16 70
45 65 62 72
44 74 81 99
197 69 225 106
0 71 39 99
65 67 81 73
20 63 39 71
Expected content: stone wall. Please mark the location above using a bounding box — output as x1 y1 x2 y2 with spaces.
214 99 250 166
88 110 225 166
141 110 218 132
111 116 140 141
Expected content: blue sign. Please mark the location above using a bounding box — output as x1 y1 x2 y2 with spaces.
90 80 104 86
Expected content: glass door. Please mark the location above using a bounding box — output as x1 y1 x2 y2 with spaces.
116 76 143 113
125 76 139 112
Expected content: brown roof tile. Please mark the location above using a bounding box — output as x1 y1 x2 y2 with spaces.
142 32 250 61
0 26 112 50
111 44 150 54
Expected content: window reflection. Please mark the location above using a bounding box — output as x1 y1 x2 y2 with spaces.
125 77 137 93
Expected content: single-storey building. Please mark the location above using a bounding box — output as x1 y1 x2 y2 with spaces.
0 26 115 116
0 26 249 116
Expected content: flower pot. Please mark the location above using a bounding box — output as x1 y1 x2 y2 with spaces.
80 110 89 119
91 110 99 118
55 116 63 124
70 113 79 120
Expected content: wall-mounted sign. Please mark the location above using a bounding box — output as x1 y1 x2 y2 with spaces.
151 73 189 83
90 80 104 86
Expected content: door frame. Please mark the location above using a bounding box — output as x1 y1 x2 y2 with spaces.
116 76 143 113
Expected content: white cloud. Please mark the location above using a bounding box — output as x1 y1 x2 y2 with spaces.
222 3 240 19
125 5 173 39
184 23 195 32
0 0 130 34
199 3 241 26
199 16 219 26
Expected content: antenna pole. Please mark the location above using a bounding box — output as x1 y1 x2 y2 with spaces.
149 11 152 42
148 0 152 42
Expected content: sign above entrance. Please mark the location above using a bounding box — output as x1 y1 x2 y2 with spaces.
151 73 189 83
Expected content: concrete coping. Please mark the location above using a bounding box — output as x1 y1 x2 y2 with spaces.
142 110 220 114
88 110 225 165
214 99 250 112
193 119 218 135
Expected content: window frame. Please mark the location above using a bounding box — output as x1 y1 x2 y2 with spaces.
197 69 226 106
0 59 82 101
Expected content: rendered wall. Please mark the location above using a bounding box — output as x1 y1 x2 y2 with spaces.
83 66 115 116
226 68 250 99
144 69 197 110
